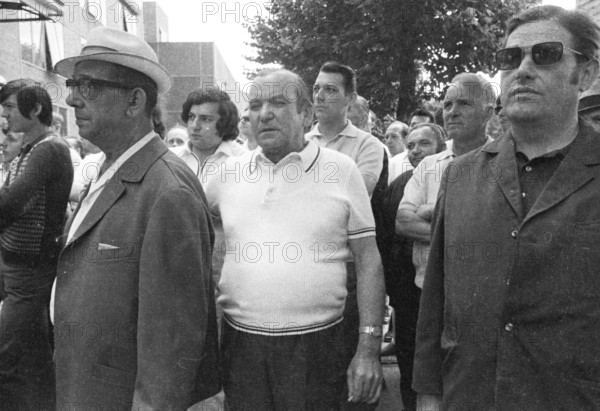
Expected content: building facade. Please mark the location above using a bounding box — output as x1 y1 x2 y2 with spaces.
0 0 242 137
0 0 143 136
143 2 239 130
149 41 240 129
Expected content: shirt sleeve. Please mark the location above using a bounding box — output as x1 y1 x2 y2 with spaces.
398 159 427 211
345 161 376 239
135 185 217 408
356 137 384 197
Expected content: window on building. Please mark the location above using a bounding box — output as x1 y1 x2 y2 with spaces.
20 21 49 69
45 21 64 68
19 20 64 71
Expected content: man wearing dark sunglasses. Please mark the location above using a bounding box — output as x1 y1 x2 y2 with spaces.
52 27 220 409
414 6 600 411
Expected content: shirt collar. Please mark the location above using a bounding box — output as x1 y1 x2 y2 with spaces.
442 136 493 160
306 120 360 140
250 140 321 174
89 130 156 191
20 130 55 157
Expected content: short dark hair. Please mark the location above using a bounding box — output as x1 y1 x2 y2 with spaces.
409 122 447 152
180 87 239 141
111 63 158 116
1 79 53 126
506 5 600 63
319 61 357 95
409 108 435 124
0 79 34 104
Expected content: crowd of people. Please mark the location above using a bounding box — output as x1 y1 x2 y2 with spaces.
1 4 600 411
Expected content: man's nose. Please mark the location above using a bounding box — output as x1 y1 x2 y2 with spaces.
66 88 81 108
190 117 201 128
259 104 275 122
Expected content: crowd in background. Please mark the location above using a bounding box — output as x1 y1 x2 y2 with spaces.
1 4 600 411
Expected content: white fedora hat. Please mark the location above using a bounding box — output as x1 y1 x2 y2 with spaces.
55 27 171 94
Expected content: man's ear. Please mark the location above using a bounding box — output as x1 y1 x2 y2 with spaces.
126 88 147 117
29 103 42 120
348 91 357 106
302 104 314 129
580 59 600 92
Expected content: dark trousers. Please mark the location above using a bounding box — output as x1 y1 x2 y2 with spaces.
0 259 56 410
223 320 376 411
390 282 421 411
342 262 377 411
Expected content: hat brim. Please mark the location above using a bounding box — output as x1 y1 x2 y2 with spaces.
55 52 172 94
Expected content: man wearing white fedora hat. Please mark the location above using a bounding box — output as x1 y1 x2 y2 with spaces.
52 27 220 409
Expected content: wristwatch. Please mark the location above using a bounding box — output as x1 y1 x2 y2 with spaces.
358 326 383 338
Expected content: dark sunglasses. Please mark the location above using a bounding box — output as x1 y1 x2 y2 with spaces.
66 78 134 101
495 41 588 70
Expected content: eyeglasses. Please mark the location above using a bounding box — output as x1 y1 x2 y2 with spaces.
66 78 133 101
495 41 589 70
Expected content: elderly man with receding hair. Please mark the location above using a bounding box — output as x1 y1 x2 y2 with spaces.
206 68 385 409
52 27 220 409
397 72 495 291
385 121 411 182
414 6 600 410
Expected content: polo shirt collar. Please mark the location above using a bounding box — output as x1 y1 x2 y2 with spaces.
185 139 233 156
435 148 455 162
250 140 321 174
306 120 359 140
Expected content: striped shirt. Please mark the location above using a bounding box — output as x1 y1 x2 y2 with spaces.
0 132 73 265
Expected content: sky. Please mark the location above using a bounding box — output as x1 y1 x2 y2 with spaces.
156 0 577 84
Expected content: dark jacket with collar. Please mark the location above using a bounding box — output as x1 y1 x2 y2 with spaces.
54 136 220 410
413 122 600 410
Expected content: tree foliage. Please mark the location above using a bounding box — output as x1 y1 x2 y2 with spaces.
246 0 539 120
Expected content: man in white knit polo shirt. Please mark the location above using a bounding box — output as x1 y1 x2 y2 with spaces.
205 68 385 410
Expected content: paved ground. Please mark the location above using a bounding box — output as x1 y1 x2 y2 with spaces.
189 355 404 410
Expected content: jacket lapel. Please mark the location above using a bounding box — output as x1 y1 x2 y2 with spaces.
65 136 168 246
524 124 600 224
484 137 524 220
67 179 125 245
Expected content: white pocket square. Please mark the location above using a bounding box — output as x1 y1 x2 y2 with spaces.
97 243 119 251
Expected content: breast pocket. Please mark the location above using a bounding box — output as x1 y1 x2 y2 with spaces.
83 243 137 264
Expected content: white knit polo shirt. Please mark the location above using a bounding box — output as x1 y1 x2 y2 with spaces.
205 141 375 335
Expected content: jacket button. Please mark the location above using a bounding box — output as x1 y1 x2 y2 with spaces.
505 322 514 332
510 228 518 238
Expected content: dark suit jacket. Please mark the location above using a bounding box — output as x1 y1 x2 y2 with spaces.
54 137 220 410
414 122 600 410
